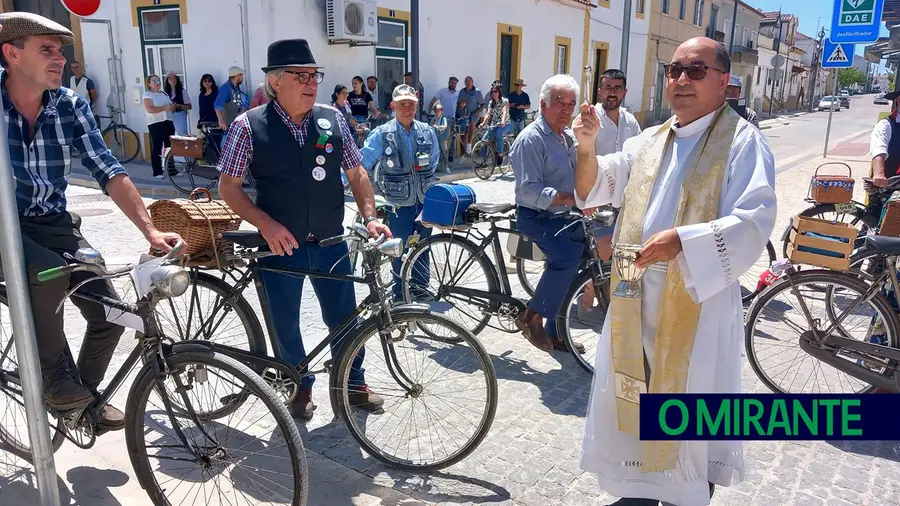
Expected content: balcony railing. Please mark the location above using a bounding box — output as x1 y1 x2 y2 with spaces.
732 45 759 66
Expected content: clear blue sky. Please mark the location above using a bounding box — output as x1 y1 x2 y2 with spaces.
744 0 890 56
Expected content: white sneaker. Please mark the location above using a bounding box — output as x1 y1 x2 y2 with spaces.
465 143 472 155
153 174 165 180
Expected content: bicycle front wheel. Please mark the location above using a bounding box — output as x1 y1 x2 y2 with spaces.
331 309 497 471
105 125 141 164
126 350 308 506
471 140 494 180
745 269 900 394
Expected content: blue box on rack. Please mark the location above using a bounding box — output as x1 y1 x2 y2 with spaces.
422 183 476 227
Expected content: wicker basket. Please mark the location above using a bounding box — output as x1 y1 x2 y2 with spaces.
169 135 203 158
879 193 900 237
147 188 242 263
786 215 856 270
808 163 854 204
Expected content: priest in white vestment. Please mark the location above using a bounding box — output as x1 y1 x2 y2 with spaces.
574 37 777 506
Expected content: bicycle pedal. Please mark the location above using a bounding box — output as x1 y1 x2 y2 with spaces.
323 359 333 372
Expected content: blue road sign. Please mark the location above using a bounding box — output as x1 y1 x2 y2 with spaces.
822 39 854 68
830 0 885 43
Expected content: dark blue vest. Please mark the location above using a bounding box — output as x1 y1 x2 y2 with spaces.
247 103 344 241
887 117 900 178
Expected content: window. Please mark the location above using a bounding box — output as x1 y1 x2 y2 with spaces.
679 0 686 20
556 44 569 74
377 20 406 50
756 66 761 85
743 27 750 47
707 4 718 38
751 30 757 49
734 24 740 47
139 8 185 83
636 0 645 14
662 0 670 14
723 19 731 46
693 0 705 26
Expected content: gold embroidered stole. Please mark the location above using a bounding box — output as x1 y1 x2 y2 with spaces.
609 104 739 472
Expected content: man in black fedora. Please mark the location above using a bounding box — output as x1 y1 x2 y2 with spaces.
217 38 390 418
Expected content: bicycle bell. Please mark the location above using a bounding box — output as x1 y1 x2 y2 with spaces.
74 247 104 266
150 265 190 298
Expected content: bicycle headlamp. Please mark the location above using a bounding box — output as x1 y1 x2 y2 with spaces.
150 265 190 298
378 238 403 259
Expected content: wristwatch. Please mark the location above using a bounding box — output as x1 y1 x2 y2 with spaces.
364 216 378 225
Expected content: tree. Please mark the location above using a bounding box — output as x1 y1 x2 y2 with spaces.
838 68 867 88
890 73 896 92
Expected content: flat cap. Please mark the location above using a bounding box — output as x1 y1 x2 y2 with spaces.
0 12 74 46
727 75 742 88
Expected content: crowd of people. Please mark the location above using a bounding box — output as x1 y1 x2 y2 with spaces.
1 8 782 505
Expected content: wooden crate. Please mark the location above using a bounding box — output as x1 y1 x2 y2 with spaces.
880 193 900 237
786 215 856 271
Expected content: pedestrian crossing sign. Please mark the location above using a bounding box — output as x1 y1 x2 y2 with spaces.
822 39 854 68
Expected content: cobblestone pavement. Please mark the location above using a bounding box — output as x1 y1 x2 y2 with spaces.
4 98 900 506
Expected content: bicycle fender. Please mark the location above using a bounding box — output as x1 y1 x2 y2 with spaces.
388 303 433 315
169 340 215 354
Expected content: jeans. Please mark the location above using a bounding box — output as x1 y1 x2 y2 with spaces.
259 240 366 390
515 207 584 339
389 202 432 300
5 213 124 391
173 111 189 136
511 119 526 136
482 124 513 153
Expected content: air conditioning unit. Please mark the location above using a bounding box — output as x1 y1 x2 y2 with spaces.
326 0 377 46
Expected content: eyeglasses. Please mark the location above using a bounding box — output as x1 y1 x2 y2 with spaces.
601 85 625 93
149 79 160 84
283 70 324 84
663 64 726 81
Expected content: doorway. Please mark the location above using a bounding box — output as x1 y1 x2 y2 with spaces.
499 34 514 95
495 24 522 97
653 62 665 124
591 46 608 104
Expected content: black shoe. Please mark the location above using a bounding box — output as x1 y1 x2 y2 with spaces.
43 368 94 411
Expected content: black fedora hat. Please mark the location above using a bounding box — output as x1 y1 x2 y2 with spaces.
886 90 900 101
261 39 324 73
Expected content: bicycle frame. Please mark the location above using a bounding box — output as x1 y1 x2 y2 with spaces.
784 260 900 391
193 252 420 396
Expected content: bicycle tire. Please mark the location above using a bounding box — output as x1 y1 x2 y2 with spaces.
330 308 497 471
0 292 67 461
498 137 513 174
126 350 309 506
745 269 900 394
471 140 494 180
516 257 542 297
163 151 216 196
740 241 777 304
780 203 869 258
401 233 501 337
106 125 141 164
556 268 610 374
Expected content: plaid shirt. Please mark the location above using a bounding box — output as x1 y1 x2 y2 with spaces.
2 70 127 217
217 100 363 179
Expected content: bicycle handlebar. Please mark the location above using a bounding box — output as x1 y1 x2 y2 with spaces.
37 240 187 283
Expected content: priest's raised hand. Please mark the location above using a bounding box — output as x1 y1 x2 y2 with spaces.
572 101 600 146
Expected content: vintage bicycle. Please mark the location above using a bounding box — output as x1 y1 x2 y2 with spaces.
152 224 498 471
94 105 142 164
0 241 309 505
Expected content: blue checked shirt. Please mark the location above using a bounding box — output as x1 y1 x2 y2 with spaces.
2 70 127 217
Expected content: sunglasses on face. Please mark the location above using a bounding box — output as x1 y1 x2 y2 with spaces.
664 64 726 81
283 70 325 84
150 79 160 84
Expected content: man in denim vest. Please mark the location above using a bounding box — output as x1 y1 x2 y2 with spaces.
362 84 440 300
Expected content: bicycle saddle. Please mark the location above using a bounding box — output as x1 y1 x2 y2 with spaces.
470 202 516 215
221 230 267 249
865 235 900 255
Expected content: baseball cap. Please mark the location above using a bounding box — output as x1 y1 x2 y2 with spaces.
392 84 419 102
727 75 742 88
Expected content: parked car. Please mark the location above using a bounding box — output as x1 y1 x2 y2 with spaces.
818 96 842 112
875 93 890 105
838 91 851 108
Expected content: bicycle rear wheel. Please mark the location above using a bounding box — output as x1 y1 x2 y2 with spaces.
163 151 217 195
557 268 610 374
126 350 308 506
745 270 899 394
516 257 543 297
104 125 141 164
0 292 66 461
331 309 497 471
739 241 777 305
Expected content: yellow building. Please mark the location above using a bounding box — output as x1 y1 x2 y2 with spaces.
641 0 710 126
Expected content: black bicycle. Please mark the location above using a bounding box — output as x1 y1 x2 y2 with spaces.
0 241 309 505
399 203 612 373
94 105 141 164
155 224 498 471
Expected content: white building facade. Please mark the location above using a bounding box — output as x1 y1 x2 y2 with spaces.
76 0 617 160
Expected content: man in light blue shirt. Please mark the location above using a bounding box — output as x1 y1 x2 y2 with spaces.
509 74 585 355
362 84 440 300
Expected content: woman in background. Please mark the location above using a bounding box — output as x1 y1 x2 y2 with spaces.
164 71 191 136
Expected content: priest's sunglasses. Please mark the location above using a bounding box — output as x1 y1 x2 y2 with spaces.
283 70 325 84
663 63 726 81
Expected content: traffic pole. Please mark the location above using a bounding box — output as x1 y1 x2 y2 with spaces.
823 74 838 158
0 101 61 504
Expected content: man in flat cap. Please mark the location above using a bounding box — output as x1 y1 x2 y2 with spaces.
217 38 390 419
0 12 182 430
725 75 759 128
